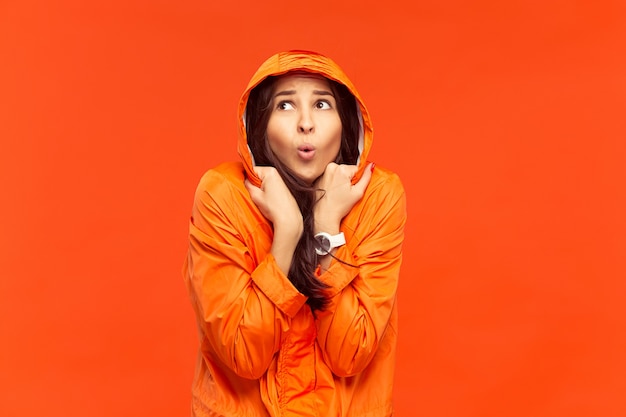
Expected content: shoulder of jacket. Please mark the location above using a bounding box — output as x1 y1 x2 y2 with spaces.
194 162 246 204
366 165 405 198
197 162 245 189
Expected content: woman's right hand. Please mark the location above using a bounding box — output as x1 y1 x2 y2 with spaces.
245 167 303 276
245 166 302 230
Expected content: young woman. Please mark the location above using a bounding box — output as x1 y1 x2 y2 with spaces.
183 50 406 417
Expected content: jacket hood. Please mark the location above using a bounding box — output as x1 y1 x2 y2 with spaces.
237 50 373 187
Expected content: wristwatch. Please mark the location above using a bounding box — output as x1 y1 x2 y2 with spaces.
314 232 346 256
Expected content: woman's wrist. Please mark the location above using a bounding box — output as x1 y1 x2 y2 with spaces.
313 216 340 235
313 203 342 234
274 215 304 240
271 217 303 276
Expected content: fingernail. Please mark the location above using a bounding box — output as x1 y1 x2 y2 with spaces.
370 162 376 172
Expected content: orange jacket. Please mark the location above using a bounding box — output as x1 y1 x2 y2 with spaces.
183 51 406 417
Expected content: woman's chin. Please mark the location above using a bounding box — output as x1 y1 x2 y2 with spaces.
293 169 321 186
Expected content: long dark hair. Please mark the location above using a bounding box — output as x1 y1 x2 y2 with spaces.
245 73 361 312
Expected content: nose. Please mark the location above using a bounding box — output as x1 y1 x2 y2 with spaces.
298 110 314 134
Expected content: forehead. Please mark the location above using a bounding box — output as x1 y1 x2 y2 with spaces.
272 73 332 92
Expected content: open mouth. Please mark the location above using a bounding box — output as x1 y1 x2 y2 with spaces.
298 145 315 153
297 145 316 160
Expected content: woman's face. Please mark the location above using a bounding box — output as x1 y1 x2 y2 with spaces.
266 74 342 184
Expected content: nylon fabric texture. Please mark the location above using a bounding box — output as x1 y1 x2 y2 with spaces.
183 50 406 417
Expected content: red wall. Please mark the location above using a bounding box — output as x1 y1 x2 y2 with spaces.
1 1 625 416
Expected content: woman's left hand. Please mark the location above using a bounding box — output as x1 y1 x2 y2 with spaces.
313 162 374 233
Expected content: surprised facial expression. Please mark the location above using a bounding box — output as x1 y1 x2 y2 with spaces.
266 74 342 185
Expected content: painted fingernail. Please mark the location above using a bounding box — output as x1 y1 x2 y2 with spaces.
370 162 376 172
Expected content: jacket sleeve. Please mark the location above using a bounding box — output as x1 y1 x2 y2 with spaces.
315 172 406 377
183 169 307 379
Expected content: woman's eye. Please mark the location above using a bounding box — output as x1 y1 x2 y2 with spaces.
316 100 331 110
277 101 294 110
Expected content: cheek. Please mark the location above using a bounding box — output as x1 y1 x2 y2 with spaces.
266 118 288 151
329 118 343 152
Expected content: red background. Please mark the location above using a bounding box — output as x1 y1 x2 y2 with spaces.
1 1 625 416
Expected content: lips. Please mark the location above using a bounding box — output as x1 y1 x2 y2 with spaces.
297 144 316 161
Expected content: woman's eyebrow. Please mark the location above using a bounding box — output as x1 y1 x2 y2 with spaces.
273 89 334 98
313 90 334 96
273 90 296 98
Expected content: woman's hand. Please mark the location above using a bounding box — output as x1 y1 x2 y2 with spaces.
245 166 303 275
245 167 302 227
314 162 374 235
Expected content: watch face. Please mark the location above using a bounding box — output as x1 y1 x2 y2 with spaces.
316 234 331 253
